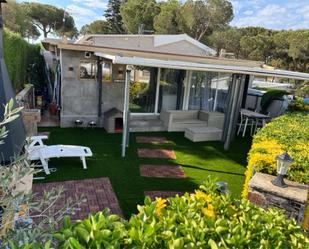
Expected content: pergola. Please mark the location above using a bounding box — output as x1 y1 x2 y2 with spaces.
94 54 309 157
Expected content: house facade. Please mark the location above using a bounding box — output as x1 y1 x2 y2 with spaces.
42 34 309 151
43 34 259 127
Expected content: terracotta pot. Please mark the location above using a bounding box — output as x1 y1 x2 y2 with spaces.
49 103 58 115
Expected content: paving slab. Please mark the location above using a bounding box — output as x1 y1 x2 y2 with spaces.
138 149 176 159
140 165 185 178
33 177 122 221
136 136 168 144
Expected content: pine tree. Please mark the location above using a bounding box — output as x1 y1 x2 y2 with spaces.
104 0 125 34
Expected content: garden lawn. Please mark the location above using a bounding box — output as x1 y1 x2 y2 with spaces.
37 128 251 218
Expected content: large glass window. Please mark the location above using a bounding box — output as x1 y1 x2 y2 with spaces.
188 72 232 113
129 68 156 113
158 69 185 112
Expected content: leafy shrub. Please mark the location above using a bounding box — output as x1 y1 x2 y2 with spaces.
260 89 288 112
288 97 309 112
242 112 309 229
3 28 45 92
53 178 309 249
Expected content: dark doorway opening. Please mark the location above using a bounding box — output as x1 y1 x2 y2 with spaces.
115 118 123 133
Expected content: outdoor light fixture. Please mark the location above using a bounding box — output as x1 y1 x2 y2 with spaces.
271 152 294 188
216 181 229 194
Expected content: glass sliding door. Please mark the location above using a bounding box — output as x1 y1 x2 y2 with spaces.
213 73 232 113
158 69 185 112
188 72 232 113
188 71 216 110
129 67 157 113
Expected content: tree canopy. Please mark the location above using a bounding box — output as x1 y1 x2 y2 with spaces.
208 27 309 73
80 20 112 35
104 0 126 34
21 2 78 38
179 0 234 41
120 0 160 34
153 0 182 34
3 0 40 40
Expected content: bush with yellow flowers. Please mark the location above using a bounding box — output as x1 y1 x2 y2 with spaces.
242 111 309 230
48 178 309 249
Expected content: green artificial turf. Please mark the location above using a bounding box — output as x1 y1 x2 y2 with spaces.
37 128 252 218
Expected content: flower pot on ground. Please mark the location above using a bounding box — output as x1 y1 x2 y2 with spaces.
48 102 58 115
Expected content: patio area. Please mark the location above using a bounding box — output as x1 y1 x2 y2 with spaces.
35 127 251 218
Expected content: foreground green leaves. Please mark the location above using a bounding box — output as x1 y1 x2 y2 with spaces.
54 178 308 249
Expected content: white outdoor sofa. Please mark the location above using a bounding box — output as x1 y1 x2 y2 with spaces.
160 110 225 142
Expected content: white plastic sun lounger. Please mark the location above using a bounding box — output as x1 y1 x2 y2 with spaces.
26 136 93 175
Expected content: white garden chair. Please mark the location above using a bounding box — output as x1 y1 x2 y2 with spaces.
26 136 93 175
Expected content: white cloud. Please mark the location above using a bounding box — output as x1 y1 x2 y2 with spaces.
244 10 254 16
72 0 107 10
66 4 103 29
231 2 309 30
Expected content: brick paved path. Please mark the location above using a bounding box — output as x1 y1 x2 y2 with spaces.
33 177 122 221
140 165 185 178
144 191 185 200
136 136 168 144
138 149 176 159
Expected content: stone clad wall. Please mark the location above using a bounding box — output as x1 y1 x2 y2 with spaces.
248 173 308 226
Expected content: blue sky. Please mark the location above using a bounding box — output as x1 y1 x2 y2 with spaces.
18 0 309 31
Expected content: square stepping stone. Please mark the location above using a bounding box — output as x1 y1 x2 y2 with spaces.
144 191 185 200
138 149 176 159
33 177 122 221
136 136 168 144
140 165 185 178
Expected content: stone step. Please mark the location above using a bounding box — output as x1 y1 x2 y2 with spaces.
140 165 185 178
138 149 176 159
136 136 168 144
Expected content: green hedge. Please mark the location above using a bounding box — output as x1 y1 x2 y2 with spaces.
3 28 45 92
242 112 309 229
288 97 309 112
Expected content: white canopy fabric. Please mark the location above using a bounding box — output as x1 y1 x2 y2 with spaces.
95 53 309 81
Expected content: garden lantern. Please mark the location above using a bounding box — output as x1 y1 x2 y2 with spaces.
271 152 294 188
216 181 229 194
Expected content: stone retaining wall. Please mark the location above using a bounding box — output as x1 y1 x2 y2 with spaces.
248 173 308 226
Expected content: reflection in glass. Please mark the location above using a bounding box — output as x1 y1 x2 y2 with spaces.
129 68 156 113
158 69 185 112
102 61 112 82
80 60 97 79
189 72 232 113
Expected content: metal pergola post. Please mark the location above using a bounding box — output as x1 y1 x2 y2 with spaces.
121 66 132 157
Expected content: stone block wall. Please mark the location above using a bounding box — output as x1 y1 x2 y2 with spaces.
22 109 41 136
248 173 308 226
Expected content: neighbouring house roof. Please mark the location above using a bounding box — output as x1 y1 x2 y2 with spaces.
42 38 263 68
75 34 216 57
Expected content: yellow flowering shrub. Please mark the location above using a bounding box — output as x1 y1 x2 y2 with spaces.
242 112 309 229
54 178 309 248
155 197 167 216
